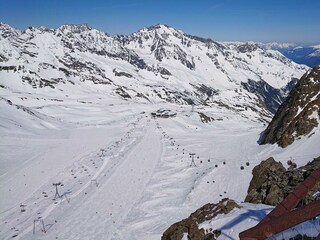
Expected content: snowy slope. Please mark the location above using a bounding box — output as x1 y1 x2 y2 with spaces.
1 99 320 239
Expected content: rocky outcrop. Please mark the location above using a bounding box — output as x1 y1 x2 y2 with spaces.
236 42 258 53
261 65 320 147
198 112 215 123
161 198 240 240
241 78 297 114
151 109 177 118
245 156 320 206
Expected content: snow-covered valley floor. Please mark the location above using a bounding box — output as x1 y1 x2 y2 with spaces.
1 99 320 240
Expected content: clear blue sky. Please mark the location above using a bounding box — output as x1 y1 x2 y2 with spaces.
1 0 319 44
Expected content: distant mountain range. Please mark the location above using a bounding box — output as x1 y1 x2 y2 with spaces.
258 42 320 67
0 22 309 124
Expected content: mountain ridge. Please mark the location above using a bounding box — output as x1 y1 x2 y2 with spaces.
261 65 320 147
0 22 309 123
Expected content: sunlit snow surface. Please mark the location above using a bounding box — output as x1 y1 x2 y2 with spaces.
1 95 320 239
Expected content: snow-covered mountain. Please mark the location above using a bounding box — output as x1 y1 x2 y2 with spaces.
0 23 308 124
258 42 298 50
1 23 320 240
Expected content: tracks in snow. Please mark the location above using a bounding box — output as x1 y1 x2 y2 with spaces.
0 116 164 240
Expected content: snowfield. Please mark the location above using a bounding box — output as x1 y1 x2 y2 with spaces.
1 96 320 240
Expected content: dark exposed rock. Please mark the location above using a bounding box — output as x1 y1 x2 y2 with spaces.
0 54 8 62
0 65 17 71
161 198 240 240
115 87 131 99
158 67 172 76
110 51 147 69
261 65 320 147
193 84 219 98
241 78 297 114
184 34 214 44
237 42 259 53
145 66 172 76
39 78 57 88
151 109 177 118
59 67 73 77
113 68 133 78
198 112 214 123
190 84 219 105
245 156 320 206
136 93 150 102
289 234 317 240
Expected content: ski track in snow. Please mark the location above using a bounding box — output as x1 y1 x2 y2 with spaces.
1 104 320 240
0 116 164 239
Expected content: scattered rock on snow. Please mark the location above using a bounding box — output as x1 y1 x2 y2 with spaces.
151 109 177 118
198 112 214 123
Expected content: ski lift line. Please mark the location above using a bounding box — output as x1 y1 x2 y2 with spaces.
0 201 29 215
33 218 46 235
209 155 320 168
9 134 139 239
273 155 320 161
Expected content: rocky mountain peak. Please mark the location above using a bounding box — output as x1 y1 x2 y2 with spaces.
0 22 20 38
145 23 173 31
128 23 185 47
261 65 320 147
124 24 198 69
140 23 182 36
23 26 53 35
56 23 92 35
236 42 259 53
53 23 123 56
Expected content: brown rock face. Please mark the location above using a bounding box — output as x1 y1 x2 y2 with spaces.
161 198 240 240
261 65 320 147
245 156 320 206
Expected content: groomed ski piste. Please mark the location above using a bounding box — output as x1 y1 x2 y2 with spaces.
1 95 320 240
